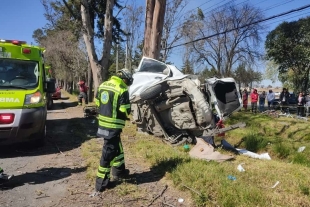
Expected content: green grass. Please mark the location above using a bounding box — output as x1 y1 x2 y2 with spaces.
124 111 310 206
78 108 310 207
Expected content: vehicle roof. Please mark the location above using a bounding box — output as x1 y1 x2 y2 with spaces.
0 41 45 61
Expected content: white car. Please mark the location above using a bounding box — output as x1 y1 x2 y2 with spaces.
129 57 243 145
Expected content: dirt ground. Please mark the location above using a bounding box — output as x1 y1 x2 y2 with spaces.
0 96 193 207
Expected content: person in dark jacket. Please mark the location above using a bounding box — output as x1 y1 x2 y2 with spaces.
297 92 307 116
94 69 133 192
259 91 266 112
279 88 290 113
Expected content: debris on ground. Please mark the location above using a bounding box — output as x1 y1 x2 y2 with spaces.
189 138 234 162
237 149 271 160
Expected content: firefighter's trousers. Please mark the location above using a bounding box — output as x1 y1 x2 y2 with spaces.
95 133 125 192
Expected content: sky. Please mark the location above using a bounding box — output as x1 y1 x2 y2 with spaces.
1 0 310 87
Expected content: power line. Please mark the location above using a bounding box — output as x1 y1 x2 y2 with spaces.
262 0 295 12
166 3 310 50
260 9 310 34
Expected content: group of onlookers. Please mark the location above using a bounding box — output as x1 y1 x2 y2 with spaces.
241 88 310 116
242 88 267 113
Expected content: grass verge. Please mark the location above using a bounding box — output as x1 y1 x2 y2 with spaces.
67 95 310 206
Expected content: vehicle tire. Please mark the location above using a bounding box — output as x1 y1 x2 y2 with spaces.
30 124 46 148
47 95 53 110
140 84 162 100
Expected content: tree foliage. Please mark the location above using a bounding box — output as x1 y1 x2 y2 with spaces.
232 63 262 90
181 59 194 74
265 17 310 92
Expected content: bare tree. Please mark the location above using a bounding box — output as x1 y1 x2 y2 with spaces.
183 3 265 77
143 0 167 59
122 1 144 72
161 0 188 62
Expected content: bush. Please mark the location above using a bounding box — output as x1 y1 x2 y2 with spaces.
273 142 291 159
243 132 268 152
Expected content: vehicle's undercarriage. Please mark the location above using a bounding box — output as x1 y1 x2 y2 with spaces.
129 57 243 146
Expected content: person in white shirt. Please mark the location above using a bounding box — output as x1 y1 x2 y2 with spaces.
266 89 275 110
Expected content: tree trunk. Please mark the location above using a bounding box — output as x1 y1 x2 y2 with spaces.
69 81 73 94
81 0 103 96
150 0 166 59
87 63 93 102
100 0 114 80
143 0 155 58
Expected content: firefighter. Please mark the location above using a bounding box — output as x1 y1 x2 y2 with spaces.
94 69 133 192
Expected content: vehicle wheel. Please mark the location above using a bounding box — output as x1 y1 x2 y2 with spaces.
47 96 53 110
32 124 46 148
140 84 162 100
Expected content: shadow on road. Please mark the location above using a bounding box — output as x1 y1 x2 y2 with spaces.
0 166 87 190
49 100 79 110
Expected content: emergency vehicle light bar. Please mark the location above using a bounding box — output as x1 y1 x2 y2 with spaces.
0 39 27 45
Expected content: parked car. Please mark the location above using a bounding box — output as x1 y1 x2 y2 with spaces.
51 85 62 100
129 57 243 146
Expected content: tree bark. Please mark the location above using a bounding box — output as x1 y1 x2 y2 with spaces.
81 0 107 97
87 63 93 102
100 0 114 81
143 0 155 58
150 0 166 59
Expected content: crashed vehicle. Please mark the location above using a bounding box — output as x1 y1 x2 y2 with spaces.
129 57 244 146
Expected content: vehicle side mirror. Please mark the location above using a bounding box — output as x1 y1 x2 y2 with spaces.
45 78 56 93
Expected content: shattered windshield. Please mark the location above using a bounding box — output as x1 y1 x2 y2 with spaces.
138 58 168 73
0 59 39 89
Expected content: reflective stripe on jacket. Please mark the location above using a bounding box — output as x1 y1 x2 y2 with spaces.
95 76 131 130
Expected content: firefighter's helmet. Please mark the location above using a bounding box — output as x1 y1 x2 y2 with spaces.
117 69 133 86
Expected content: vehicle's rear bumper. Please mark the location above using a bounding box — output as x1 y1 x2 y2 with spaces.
0 107 46 146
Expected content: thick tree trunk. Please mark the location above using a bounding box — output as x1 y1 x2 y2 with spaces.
100 0 114 81
143 0 166 59
143 0 155 58
81 0 103 96
81 0 114 96
150 0 166 59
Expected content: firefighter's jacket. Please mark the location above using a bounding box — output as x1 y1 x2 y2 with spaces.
95 76 131 137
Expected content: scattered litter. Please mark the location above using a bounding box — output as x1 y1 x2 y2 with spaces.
89 191 100 197
237 164 245 172
297 146 306 152
183 144 190 151
237 149 271 160
271 181 280 188
227 175 236 181
178 198 184 203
